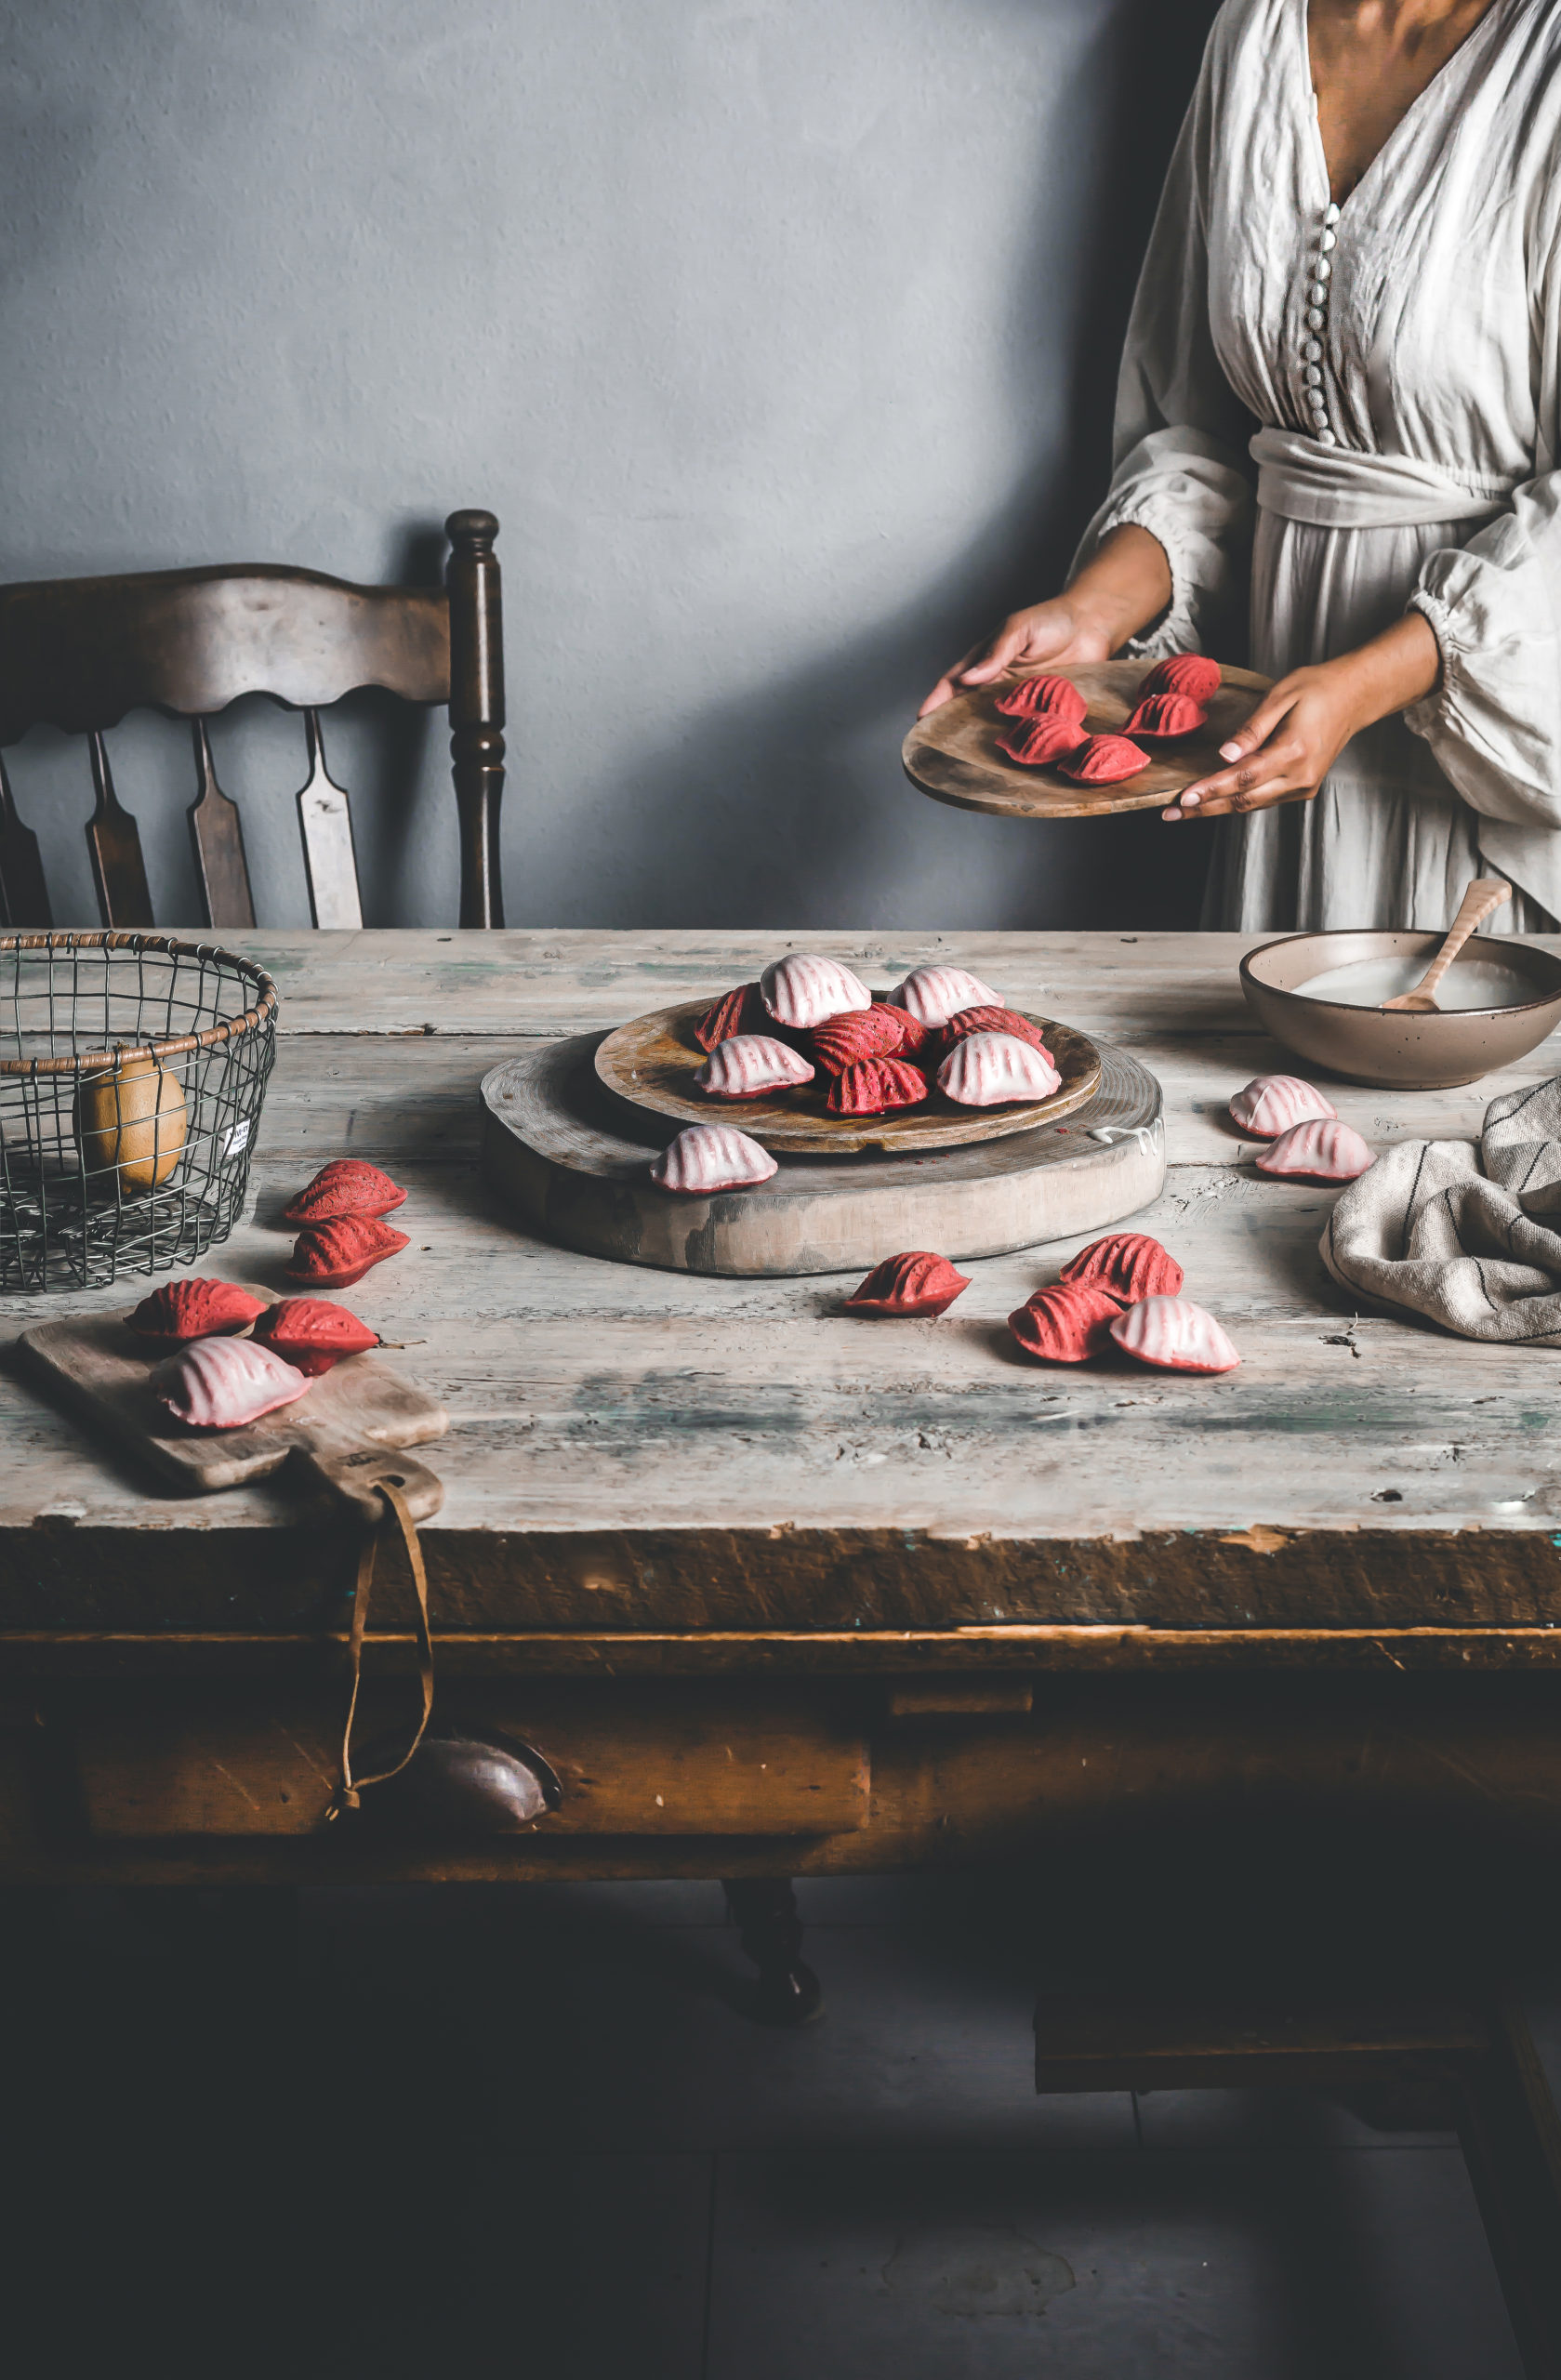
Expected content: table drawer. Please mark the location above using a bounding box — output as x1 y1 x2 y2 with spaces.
67 1682 869 1840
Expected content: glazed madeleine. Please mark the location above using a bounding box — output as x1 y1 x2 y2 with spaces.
1255 1117 1373 1183
695 1034 814 1099
887 965 1002 1027
1109 1295 1240 1374
936 1031 1061 1107
152 1337 312 1429
760 954 871 1031
1229 1075 1338 1139
650 1124 778 1193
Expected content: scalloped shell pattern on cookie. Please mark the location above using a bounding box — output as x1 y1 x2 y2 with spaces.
936 1031 1061 1108
126 1276 267 1346
1008 1283 1121 1364
760 954 871 1032
887 965 1002 1027
996 714 1087 768
1122 691 1206 740
283 1159 406 1226
844 1251 971 1317
284 1214 411 1289
1228 1075 1339 1139
807 1003 907 1076
1060 1233 1183 1304
694 982 770 1053
1109 1295 1240 1374
938 1006 1052 1062
1255 1117 1374 1183
1142 654 1221 706
1058 733 1149 785
649 1124 779 1194
695 1035 815 1099
152 1336 313 1430
251 1297 381 1377
827 1058 929 1116
993 674 1088 725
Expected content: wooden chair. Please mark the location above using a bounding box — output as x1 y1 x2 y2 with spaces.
0 509 505 931
1034 1988 1561 2377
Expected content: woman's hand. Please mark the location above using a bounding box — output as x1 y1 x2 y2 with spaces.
919 597 1111 717
919 523 1173 717
1162 612 1442 824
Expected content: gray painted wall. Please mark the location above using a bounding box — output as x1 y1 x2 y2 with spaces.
0 0 1216 931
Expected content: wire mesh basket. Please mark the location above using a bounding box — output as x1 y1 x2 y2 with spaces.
0 932 278 1293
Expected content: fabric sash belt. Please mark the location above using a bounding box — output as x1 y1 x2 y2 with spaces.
1250 425 1517 530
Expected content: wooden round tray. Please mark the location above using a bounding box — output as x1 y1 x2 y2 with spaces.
481 1030 1165 1276
901 658 1272 820
593 998 1101 1155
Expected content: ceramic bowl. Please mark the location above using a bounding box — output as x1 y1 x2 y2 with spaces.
1239 930 1561 1089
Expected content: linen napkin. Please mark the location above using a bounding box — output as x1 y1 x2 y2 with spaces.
1320 1078 1561 1344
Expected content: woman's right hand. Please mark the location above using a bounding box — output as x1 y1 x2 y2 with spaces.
918 596 1113 718
917 526 1174 717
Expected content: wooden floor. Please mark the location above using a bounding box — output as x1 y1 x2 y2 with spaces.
6 1875 1546 2378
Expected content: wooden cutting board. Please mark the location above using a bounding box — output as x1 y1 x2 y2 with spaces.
18 1308 447 1520
902 658 1272 820
593 998 1101 1155
483 1030 1166 1276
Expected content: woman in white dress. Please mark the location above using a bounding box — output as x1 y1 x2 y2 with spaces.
921 0 1561 932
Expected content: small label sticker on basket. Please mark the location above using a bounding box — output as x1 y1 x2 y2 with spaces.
222 1119 253 1157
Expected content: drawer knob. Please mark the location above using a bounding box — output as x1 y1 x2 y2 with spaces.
351 1727 563 1836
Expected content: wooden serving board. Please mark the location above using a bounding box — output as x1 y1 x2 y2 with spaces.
482 1031 1165 1276
902 658 1272 820
18 1310 448 1520
593 998 1101 1155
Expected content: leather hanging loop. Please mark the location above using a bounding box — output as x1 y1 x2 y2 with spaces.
327 1479 435 1821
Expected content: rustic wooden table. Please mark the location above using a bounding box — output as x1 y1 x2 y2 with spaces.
6 929 1561 1977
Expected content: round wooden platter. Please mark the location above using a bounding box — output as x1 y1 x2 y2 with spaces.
901 658 1273 820
481 1030 1165 1277
592 998 1100 1156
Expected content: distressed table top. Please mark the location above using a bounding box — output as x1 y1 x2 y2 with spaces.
5 927 1561 1640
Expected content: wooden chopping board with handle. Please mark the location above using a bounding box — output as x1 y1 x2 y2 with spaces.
19 1305 446 1521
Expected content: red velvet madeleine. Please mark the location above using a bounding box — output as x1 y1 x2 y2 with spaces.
251 1297 381 1377
283 1159 406 1227
1058 734 1149 786
843 1252 971 1317
694 982 769 1053
284 1214 410 1289
1122 691 1206 739
807 1003 907 1075
996 714 1086 768
1008 1283 1121 1364
826 1058 928 1117
993 674 1087 725
1142 654 1221 706
938 1006 1052 1062
1059 1233 1184 1304
126 1277 266 1347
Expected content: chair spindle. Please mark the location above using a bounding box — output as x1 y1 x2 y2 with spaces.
295 709 362 931
446 509 506 928
188 719 256 931
0 750 51 929
86 730 153 929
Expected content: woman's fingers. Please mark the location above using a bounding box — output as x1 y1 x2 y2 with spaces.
1213 686 1300 763
1160 737 1313 823
957 624 1033 688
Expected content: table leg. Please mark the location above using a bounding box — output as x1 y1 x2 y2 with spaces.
1456 1994 1561 2380
722 1878 823 2027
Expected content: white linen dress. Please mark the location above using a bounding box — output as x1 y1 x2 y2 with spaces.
1076 0 1561 932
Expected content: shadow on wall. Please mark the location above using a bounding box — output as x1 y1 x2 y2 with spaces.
591 0 1226 935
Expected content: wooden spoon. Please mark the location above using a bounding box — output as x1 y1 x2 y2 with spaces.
1380 878 1511 1012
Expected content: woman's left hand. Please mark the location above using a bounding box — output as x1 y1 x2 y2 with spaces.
1160 661 1361 823
1161 613 1442 824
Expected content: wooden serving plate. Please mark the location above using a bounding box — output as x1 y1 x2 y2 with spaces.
593 997 1101 1155
483 1032 1165 1276
901 658 1272 820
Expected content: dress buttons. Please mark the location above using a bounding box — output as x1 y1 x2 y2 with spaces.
1325 201 1341 225
1304 363 1322 386
1314 258 1331 282
1303 337 1322 362
1306 306 1325 329
1307 282 1327 305
1319 229 1336 253
1318 428 1337 444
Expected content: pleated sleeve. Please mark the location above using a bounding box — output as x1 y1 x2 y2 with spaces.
1072 42 1258 658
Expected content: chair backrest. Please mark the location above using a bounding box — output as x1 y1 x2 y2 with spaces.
0 508 505 931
